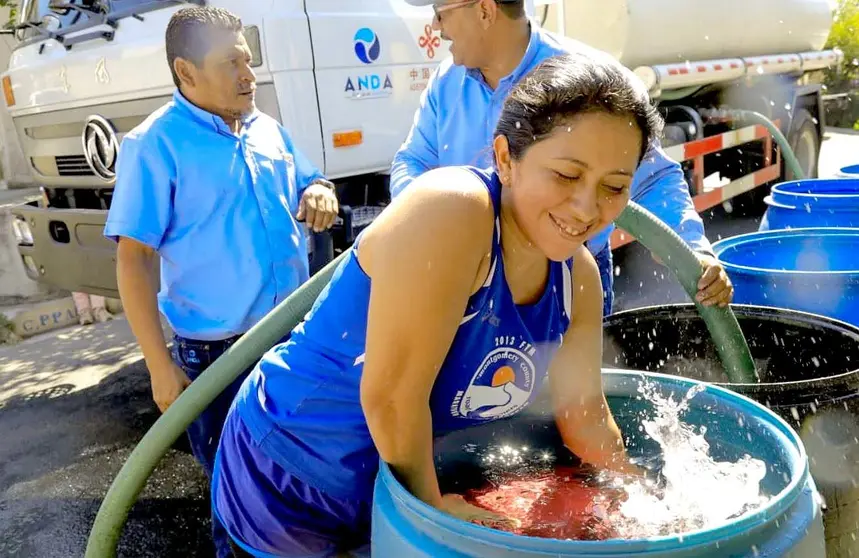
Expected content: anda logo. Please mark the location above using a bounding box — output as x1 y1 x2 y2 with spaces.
344 73 393 99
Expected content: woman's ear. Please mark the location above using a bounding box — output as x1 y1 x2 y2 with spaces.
493 134 513 185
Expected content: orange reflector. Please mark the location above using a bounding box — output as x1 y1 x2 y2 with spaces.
2 76 14 107
333 130 362 148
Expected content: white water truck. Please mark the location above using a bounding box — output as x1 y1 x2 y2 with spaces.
3 0 845 297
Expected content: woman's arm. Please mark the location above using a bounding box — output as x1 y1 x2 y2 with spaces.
548 246 638 474
358 168 494 509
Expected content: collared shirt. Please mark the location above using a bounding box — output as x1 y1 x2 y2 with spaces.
105 90 324 340
389 24 712 256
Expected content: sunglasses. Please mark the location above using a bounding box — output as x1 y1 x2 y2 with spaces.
432 0 479 22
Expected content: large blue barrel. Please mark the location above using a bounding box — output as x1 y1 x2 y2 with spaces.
371 370 825 557
713 228 859 326
837 164 859 179
760 178 859 231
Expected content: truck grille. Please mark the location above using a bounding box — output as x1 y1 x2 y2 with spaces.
55 155 94 177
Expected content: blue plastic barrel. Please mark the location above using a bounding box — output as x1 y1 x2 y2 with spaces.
371 370 825 557
759 178 859 231
713 228 859 326
837 164 859 179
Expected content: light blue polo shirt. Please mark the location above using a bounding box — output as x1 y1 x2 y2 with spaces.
390 24 712 256
105 90 324 341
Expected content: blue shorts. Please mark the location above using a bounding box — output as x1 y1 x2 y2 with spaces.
212 409 372 558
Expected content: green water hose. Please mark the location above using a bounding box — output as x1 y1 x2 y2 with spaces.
734 110 806 180
614 203 758 384
84 251 348 558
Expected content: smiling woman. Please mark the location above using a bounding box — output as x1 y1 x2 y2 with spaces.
210 51 664 558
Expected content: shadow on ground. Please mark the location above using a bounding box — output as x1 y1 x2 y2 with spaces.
0 324 211 557
0 323 141 403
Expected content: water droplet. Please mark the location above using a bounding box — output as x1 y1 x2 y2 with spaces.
515 121 521 129
790 407 800 421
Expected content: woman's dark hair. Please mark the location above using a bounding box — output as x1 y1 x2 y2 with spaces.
495 52 664 165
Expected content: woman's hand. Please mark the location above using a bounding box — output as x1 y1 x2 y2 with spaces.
440 494 521 530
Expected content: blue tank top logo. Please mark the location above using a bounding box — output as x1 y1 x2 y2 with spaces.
454 335 539 420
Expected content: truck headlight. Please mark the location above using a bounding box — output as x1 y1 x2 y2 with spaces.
11 216 33 246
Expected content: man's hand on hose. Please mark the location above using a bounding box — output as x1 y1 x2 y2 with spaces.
694 253 733 307
651 251 733 308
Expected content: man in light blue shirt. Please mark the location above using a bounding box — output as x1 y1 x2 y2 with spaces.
103 7 338 557
395 0 733 316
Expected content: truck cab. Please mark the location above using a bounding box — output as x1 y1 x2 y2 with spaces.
5 0 448 298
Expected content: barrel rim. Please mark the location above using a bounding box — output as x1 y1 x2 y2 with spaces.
603 302 859 391
771 178 859 201
377 370 810 553
712 227 859 276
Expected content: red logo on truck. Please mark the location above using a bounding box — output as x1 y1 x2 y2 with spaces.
419 25 441 59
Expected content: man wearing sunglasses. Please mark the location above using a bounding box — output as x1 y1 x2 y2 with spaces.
392 0 733 316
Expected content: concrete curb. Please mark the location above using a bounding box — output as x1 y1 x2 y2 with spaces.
0 296 124 344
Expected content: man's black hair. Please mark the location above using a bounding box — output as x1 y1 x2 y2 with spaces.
165 6 243 88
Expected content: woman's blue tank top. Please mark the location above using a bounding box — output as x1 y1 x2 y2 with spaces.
234 166 574 501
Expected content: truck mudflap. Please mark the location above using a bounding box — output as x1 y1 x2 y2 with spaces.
11 201 122 299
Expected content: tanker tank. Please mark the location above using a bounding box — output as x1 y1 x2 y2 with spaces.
558 0 834 69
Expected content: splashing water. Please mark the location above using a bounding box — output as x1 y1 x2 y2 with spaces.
600 381 771 538
461 380 771 540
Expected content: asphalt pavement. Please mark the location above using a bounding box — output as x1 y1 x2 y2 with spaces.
0 128 855 557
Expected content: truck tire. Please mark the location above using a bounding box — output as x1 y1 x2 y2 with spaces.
786 108 820 181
